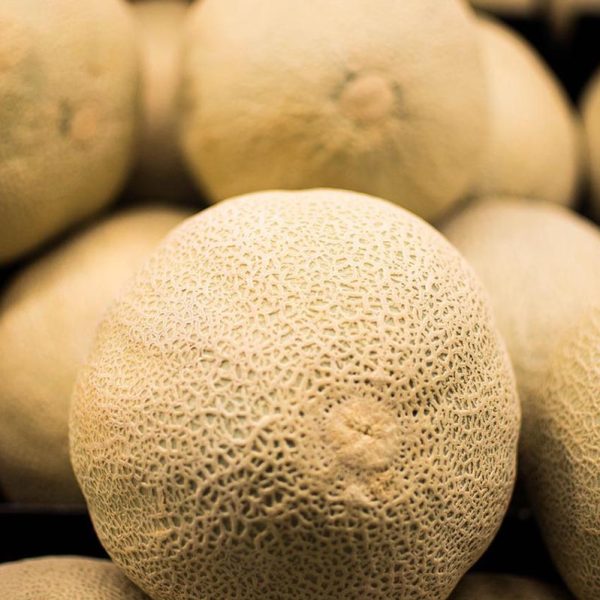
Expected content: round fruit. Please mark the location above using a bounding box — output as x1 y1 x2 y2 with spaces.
450 573 572 599
179 0 488 221
521 306 600 600
0 556 148 599
442 197 600 400
129 0 196 202
0 205 189 504
71 189 519 600
471 18 581 206
582 68 600 218
0 0 139 264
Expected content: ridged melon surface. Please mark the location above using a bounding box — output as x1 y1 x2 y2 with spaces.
71 189 519 600
179 0 488 221
442 197 600 400
582 68 600 218
0 206 189 504
0 556 148 599
450 573 573 599
472 18 581 206
0 0 139 264
521 307 600 600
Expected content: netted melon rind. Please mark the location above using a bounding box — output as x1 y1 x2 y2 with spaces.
442 196 600 403
521 307 600 600
71 189 519 600
0 556 148 599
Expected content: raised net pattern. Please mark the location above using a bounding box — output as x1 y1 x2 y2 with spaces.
0 556 148 599
71 189 519 600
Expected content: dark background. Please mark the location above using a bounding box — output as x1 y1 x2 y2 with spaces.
0 8 598 590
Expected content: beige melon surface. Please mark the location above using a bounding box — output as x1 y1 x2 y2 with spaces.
0 0 139 264
71 189 519 600
0 556 148 600
472 18 581 206
179 0 488 222
521 307 600 600
0 205 189 504
441 197 600 401
582 68 600 218
450 573 573 599
129 0 196 202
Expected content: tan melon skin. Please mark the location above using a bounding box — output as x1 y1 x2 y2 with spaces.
0 205 189 504
71 189 519 600
441 197 600 403
0 556 149 600
450 573 573 599
0 0 139 265
582 68 600 219
521 307 600 600
179 0 489 222
128 0 196 202
472 18 581 207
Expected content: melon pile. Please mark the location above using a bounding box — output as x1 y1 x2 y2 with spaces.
0 1 599 600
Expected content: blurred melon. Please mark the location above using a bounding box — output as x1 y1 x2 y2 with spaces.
0 0 139 264
0 205 189 503
179 0 489 221
472 18 581 206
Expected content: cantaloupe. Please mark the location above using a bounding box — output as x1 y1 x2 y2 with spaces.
520 306 600 600
450 573 573 599
179 0 489 221
0 0 139 264
71 189 519 600
582 68 600 218
441 197 600 400
0 205 189 504
0 556 148 599
128 0 196 202
471 18 581 206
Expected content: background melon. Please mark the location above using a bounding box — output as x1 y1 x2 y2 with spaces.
471 18 581 206
0 0 139 264
179 0 489 221
582 67 600 218
128 0 196 203
450 573 573 599
0 205 189 504
71 189 519 600
441 197 600 401
520 306 600 600
0 556 148 599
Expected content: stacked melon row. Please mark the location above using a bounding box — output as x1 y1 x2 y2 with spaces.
0 1 599 599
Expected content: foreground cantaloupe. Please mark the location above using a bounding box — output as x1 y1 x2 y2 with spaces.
471 18 581 206
128 0 196 202
450 573 573 599
521 306 600 600
0 205 189 504
71 189 519 600
179 0 488 221
0 0 139 264
582 68 600 218
441 197 600 400
0 556 148 599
